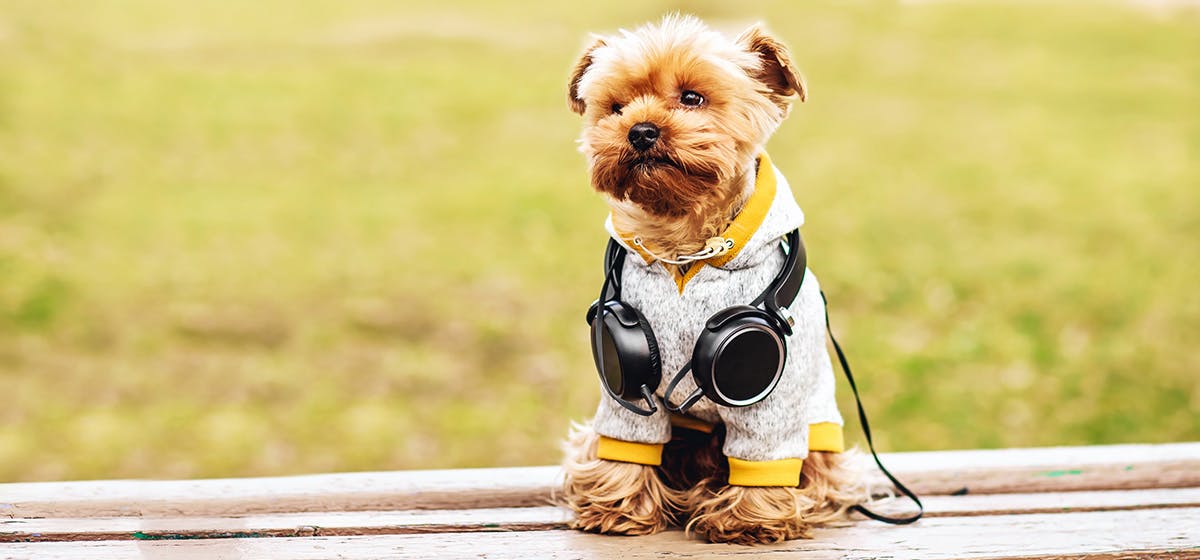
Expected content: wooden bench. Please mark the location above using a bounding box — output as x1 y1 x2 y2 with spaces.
3 442 1198 559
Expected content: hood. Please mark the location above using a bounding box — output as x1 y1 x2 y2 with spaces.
604 152 806 283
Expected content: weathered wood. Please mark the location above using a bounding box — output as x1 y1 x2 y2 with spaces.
0 506 571 542
0 466 562 518
2 443 1195 558
869 486 1200 517
2 507 1198 560
879 441 1200 495
4 442 1197 519
5 488 1200 543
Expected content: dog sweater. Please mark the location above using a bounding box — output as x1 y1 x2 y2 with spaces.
591 153 845 487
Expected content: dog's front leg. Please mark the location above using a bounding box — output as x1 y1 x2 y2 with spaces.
560 421 684 536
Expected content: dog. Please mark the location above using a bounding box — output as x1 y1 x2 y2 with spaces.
560 15 870 544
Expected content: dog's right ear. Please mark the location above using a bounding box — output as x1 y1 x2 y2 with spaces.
568 37 606 115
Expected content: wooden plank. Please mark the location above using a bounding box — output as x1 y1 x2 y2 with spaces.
3 442 1197 518
0 466 562 518
2 507 1198 560
0 506 571 542
5 488 1199 543
878 441 1200 496
869 486 1200 517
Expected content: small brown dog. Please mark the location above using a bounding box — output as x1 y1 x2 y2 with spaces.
561 15 870 544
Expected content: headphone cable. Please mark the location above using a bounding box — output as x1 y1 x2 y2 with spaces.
821 290 924 525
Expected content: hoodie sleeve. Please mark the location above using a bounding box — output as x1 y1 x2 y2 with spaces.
792 273 845 451
717 270 844 486
591 392 672 465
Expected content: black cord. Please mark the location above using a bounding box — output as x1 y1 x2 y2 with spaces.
662 363 702 414
821 290 924 525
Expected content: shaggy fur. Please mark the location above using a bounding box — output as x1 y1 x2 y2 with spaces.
560 423 685 535
562 421 869 543
562 15 868 544
686 449 869 544
568 15 802 263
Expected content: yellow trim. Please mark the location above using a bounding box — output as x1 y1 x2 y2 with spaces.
596 436 664 466
669 413 715 434
671 153 776 293
614 232 656 264
702 153 777 270
728 456 804 487
610 153 779 294
808 422 845 453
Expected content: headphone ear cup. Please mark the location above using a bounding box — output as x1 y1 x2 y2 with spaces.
692 307 786 407
591 301 661 401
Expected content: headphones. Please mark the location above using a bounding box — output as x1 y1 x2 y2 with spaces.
586 229 806 416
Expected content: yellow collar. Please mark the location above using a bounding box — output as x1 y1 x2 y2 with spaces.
615 152 777 293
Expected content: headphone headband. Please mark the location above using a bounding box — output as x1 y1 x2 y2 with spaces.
603 229 803 310
756 229 806 335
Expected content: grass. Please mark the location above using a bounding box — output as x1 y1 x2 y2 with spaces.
0 0 1197 482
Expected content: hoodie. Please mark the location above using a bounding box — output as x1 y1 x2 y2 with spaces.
590 153 844 487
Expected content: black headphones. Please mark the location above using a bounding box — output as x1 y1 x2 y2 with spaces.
586 230 806 416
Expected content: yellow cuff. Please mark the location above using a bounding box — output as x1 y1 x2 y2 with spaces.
808 422 845 453
596 436 664 466
728 457 804 487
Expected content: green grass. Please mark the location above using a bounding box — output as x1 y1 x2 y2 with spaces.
0 0 1197 482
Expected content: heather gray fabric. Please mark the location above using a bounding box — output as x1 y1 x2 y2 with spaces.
591 162 843 463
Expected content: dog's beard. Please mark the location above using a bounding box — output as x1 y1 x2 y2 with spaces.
588 146 730 217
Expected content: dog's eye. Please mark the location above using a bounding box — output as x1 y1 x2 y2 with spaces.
680 90 705 107
610 103 624 115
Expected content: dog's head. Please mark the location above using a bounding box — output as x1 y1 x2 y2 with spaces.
569 15 805 218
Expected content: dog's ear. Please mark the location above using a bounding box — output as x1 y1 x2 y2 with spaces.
568 37 606 115
737 24 807 107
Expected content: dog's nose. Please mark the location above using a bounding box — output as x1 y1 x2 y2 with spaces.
627 122 660 152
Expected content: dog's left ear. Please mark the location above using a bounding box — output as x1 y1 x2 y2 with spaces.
568 37 606 115
737 24 807 108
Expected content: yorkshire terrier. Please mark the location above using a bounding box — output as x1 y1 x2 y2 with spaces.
561 15 870 544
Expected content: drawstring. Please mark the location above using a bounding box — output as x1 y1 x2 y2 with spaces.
633 236 734 265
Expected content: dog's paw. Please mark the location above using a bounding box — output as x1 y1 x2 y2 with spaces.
559 423 683 536
563 459 681 536
686 485 814 544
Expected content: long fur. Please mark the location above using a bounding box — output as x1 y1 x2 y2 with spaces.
559 423 685 535
571 15 790 259
663 423 870 543
562 422 871 542
686 450 869 544
563 15 866 544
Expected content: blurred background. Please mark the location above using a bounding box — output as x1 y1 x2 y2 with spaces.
1 0 1197 482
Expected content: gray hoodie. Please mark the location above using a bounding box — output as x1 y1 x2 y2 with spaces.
591 154 844 485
